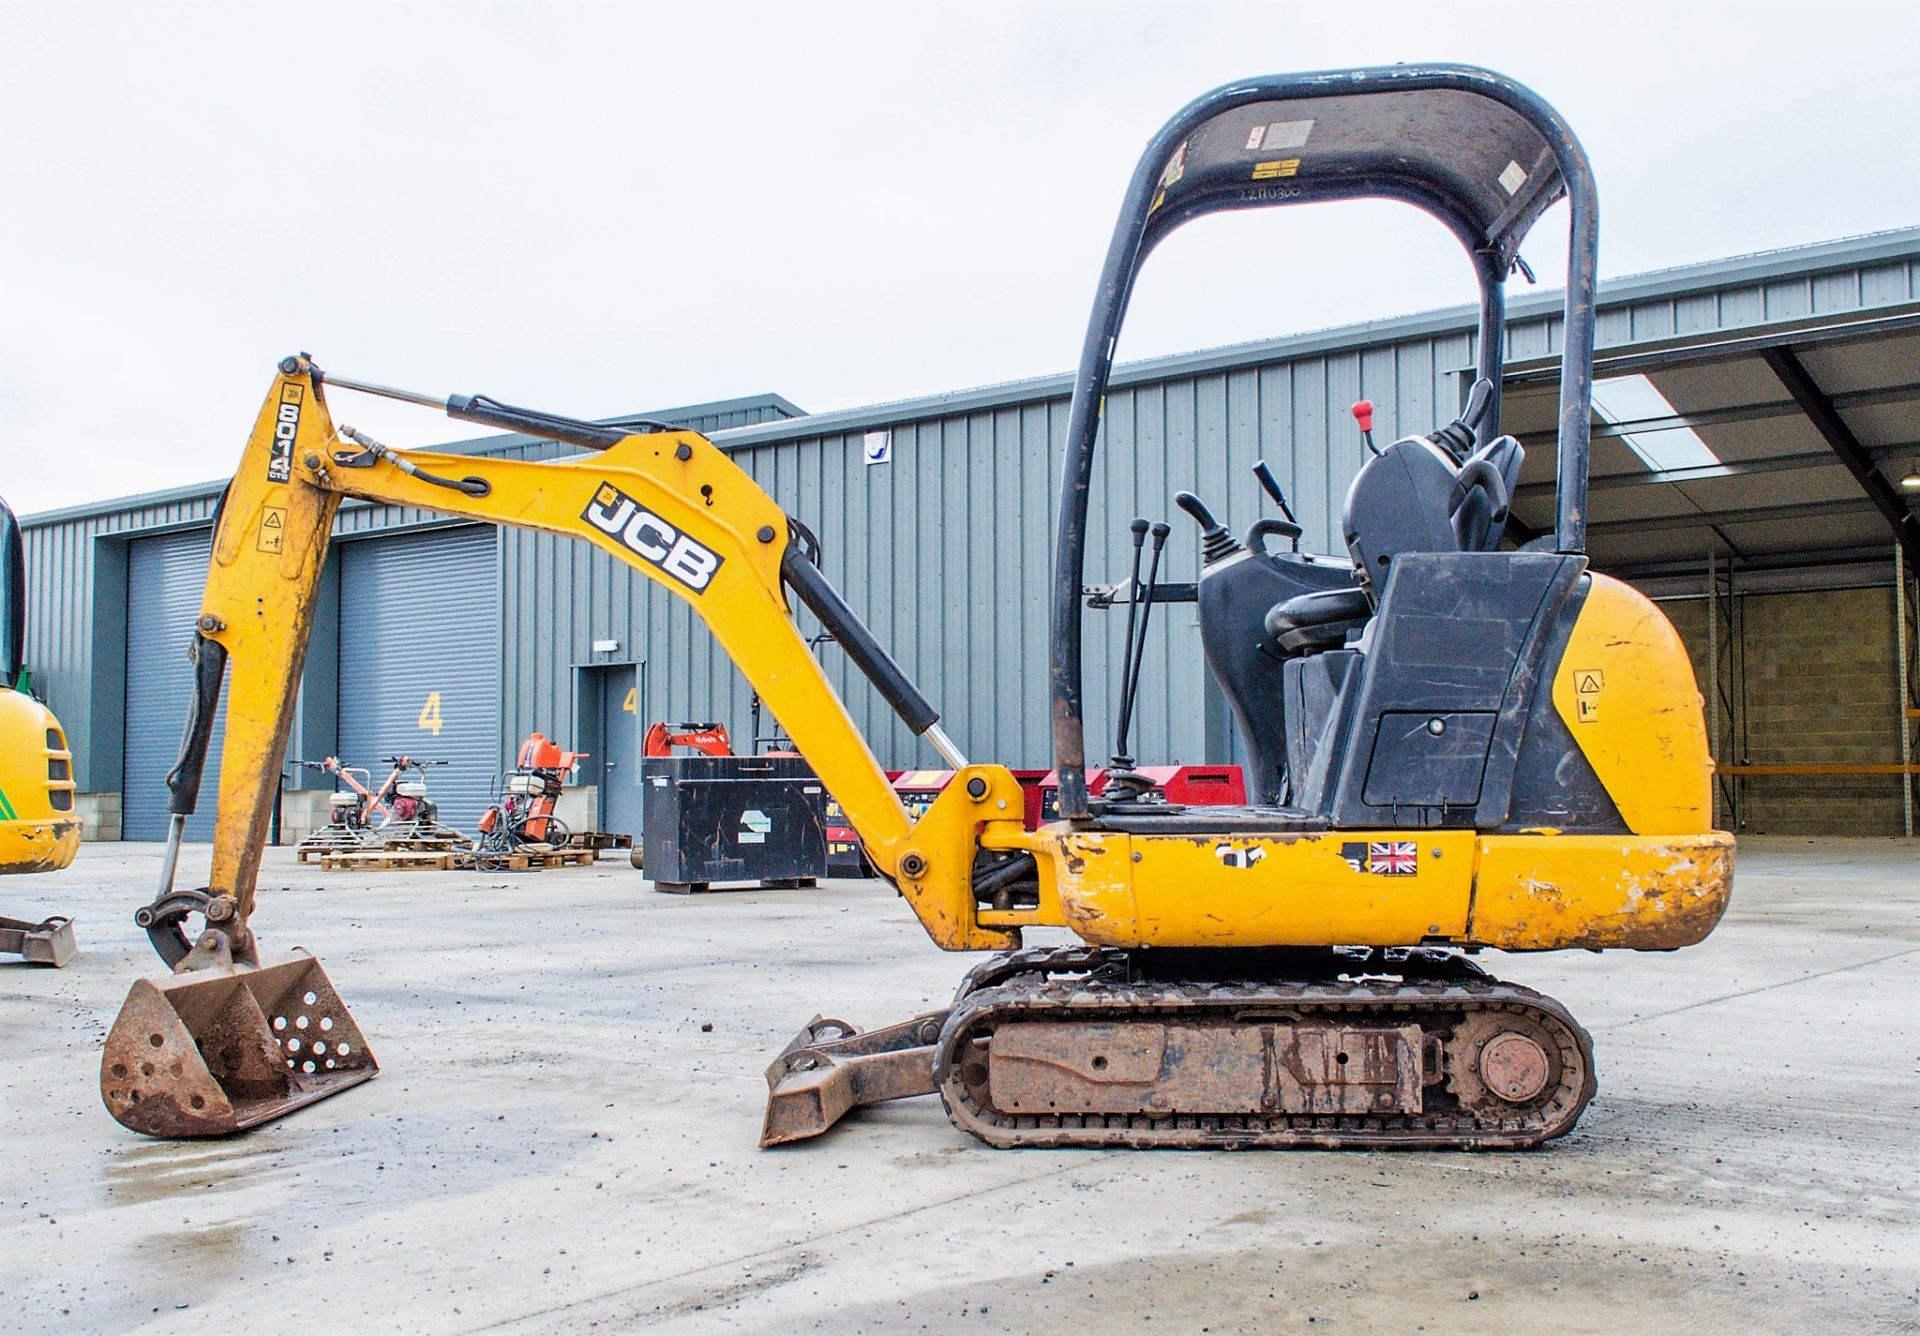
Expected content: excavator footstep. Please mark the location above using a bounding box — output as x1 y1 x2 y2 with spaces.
101 951 377 1137
0 915 76 967
760 1010 949 1147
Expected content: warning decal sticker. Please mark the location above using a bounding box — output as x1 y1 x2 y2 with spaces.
1575 668 1603 723
256 506 286 554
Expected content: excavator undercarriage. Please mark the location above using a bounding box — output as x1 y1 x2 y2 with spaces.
763 946 1595 1150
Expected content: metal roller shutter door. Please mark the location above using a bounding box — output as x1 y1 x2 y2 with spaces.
337 526 499 830
124 528 224 842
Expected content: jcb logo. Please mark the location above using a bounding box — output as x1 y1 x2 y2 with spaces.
267 383 303 483
582 483 724 592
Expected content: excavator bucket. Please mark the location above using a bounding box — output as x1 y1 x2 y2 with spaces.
0 914 76 967
101 951 376 1137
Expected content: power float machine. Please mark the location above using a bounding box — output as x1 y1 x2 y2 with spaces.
475 732 586 853
104 64 1729 1148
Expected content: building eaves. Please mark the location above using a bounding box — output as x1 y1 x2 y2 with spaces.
711 226 1920 450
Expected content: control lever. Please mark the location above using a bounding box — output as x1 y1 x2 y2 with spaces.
1247 459 1302 552
1351 400 1379 457
1432 378 1493 460
1251 460 1297 524
1174 491 1240 565
1112 521 1170 770
1114 517 1150 760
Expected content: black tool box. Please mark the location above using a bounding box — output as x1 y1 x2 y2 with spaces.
640 754 827 892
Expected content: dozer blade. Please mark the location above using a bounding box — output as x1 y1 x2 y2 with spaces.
760 1010 947 1146
101 951 376 1137
0 915 76 967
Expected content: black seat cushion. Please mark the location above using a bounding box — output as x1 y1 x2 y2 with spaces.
1264 586 1372 656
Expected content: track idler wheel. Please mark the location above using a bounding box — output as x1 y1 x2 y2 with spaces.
1443 1007 1592 1126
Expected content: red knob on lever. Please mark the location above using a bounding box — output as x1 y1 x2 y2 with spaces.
1350 399 1375 434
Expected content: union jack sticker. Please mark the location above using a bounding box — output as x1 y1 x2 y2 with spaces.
1367 841 1419 876
1343 840 1418 875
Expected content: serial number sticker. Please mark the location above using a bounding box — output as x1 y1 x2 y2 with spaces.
1245 119 1312 152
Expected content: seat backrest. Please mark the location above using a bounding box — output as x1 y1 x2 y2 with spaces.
1341 436 1462 590
1450 434 1525 552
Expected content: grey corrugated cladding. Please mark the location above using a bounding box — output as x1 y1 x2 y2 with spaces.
22 230 1920 791
562 230 1920 774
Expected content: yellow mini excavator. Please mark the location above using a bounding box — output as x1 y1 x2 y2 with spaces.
103 64 1732 1147
1 493 80 965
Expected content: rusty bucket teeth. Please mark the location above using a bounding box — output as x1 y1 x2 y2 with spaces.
101 951 376 1138
759 1010 948 1147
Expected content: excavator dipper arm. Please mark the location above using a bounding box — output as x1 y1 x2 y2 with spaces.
148 357 1018 969
104 356 1024 1137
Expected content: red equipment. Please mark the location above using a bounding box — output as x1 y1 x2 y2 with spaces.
1037 764 1245 820
820 767 1242 878
890 769 1053 829
477 732 588 847
642 721 733 758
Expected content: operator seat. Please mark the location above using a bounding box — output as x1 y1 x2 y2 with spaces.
1262 382 1524 657
1259 435 1457 657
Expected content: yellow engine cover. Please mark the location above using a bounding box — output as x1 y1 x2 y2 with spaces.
0 688 81 874
1552 573 1714 835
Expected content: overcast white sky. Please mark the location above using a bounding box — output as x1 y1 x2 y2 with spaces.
4 1 1917 513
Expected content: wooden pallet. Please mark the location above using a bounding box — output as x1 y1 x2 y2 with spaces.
318 849 456 872
569 831 634 852
296 836 377 864
457 846 598 872
317 845 597 873
381 837 472 853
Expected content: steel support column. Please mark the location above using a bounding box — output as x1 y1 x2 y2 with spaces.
1762 346 1920 571
1899 542 1913 838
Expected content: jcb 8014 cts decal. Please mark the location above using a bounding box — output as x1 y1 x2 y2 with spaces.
267 383 303 483
582 483 724 592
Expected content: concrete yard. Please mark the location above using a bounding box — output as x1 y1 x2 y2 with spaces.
1 838 1915 1334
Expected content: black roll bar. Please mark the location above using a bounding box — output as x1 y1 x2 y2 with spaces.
1048 64 1600 818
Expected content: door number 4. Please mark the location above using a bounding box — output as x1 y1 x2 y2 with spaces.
418 691 445 736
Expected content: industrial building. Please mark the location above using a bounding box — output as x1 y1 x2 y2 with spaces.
21 228 1920 843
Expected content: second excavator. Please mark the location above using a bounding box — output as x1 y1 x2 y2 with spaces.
1 492 80 965
102 63 1731 1148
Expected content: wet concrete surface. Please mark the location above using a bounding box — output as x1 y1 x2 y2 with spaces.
0 837 1914 1333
